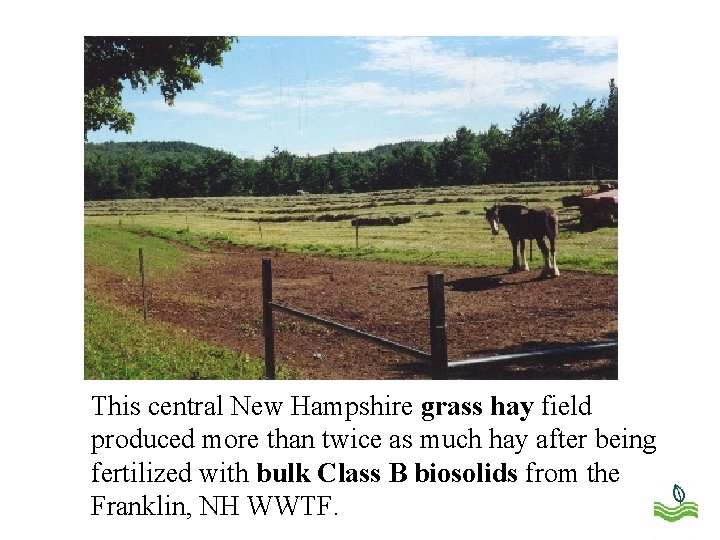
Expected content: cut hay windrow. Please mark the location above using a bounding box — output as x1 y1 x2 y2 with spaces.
351 215 412 226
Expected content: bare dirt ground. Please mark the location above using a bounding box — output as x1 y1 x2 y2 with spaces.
86 244 618 380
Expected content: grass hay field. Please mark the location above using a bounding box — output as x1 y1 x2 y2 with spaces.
85 182 617 274
84 182 618 380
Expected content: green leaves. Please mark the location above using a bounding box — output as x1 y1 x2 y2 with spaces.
84 86 135 136
84 37 236 138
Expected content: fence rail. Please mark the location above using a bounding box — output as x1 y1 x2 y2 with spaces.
448 341 618 369
269 301 431 361
261 257 617 379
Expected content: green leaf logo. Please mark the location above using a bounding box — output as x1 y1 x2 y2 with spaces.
654 485 697 522
673 484 685 504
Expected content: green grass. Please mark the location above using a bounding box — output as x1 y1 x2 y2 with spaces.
84 294 297 380
84 225 299 379
84 225 193 277
85 183 617 275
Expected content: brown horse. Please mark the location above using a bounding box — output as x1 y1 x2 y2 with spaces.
485 204 560 278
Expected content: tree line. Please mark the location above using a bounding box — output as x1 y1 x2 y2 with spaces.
85 81 617 201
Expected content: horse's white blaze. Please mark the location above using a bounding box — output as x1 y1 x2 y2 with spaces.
491 219 499 234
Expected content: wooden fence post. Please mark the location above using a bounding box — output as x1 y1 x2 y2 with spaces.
355 220 359 250
427 272 448 379
262 257 276 380
139 248 148 322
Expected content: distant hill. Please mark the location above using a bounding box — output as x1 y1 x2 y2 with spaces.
84 141 229 159
84 141 241 200
85 139 444 163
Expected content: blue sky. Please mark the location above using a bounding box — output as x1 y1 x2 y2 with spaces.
86 36 617 159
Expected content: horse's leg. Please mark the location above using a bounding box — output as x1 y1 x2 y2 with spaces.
536 236 551 278
509 237 521 272
549 234 560 277
519 238 529 271
548 212 560 277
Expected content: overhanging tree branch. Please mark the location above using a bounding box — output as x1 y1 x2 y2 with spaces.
84 36 236 139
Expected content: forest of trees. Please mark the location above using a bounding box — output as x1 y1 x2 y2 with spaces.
85 81 617 201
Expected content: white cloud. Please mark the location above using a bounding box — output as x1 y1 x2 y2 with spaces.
547 36 618 56
154 37 617 122
148 100 268 121
213 78 541 119
361 37 482 83
522 60 618 89
233 88 299 109
359 36 616 89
